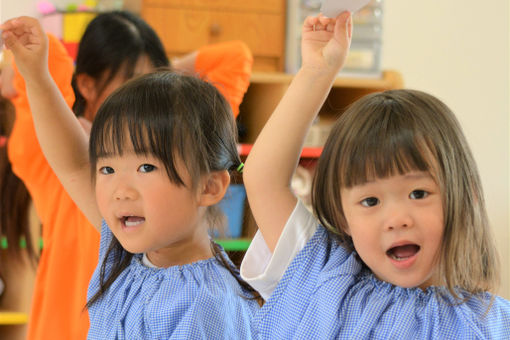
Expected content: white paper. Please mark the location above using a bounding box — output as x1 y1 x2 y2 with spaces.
320 0 371 18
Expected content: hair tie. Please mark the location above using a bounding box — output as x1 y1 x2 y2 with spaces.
0 136 7 148
236 163 244 173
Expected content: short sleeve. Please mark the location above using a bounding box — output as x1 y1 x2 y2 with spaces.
195 41 253 118
240 200 318 300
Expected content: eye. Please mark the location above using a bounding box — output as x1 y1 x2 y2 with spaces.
138 164 156 173
410 190 428 199
361 197 379 207
99 166 114 175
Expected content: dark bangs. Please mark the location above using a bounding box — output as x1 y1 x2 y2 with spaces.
334 95 436 188
89 71 195 186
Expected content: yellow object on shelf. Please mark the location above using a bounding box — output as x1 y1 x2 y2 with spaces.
63 12 96 43
0 311 28 325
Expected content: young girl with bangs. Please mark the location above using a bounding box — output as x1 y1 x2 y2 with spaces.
3 17 260 338
240 12 510 338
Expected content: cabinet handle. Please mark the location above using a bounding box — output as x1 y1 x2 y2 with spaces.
210 23 222 36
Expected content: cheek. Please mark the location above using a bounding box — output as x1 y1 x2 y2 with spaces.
95 182 109 215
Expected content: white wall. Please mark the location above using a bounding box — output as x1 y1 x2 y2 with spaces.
382 1 510 298
2 0 38 20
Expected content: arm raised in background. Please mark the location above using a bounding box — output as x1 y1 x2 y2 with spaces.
243 13 352 252
1 17 102 230
173 41 253 118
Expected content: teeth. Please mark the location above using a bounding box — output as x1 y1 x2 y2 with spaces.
125 220 144 227
390 254 411 261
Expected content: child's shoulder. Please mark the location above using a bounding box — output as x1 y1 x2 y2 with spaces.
456 293 510 338
89 240 259 338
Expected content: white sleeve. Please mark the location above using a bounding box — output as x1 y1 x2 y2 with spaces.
240 200 318 300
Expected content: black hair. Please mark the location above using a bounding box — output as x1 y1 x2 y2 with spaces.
86 71 261 307
0 97 36 263
72 10 169 116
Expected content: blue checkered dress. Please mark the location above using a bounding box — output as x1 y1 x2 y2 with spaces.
87 221 259 339
251 214 510 339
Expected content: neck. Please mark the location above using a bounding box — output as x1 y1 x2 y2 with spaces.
146 230 213 268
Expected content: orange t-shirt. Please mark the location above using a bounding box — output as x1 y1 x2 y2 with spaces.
8 35 252 340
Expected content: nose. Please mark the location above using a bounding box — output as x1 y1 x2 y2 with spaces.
384 204 414 231
114 182 138 201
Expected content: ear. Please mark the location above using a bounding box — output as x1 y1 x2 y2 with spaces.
75 73 98 103
198 170 230 207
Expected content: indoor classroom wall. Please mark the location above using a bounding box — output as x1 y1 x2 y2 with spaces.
2 0 510 298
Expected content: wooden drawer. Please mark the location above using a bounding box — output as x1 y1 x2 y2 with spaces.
142 0 284 13
142 7 285 71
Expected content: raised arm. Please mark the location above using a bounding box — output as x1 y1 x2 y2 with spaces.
243 13 352 251
1 17 102 229
173 41 253 118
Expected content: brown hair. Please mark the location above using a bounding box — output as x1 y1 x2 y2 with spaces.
312 89 498 300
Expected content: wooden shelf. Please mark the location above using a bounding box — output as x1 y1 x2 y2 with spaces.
239 70 404 144
0 311 28 325
250 70 403 89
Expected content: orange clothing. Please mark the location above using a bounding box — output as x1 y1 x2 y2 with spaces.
8 35 252 340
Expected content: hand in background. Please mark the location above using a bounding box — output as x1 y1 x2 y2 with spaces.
1 16 49 84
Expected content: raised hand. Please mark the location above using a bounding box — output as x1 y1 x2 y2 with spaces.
1 16 49 83
301 12 352 74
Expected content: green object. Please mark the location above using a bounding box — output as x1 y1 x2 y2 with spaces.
66 4 78 11
0 236 43 250
0 236 248 252
215 238 251 251
236 163 244 173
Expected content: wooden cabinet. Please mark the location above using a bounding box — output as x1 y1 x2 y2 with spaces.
239 71 404 143
141 0 286 71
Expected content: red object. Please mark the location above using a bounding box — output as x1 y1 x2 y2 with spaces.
62 41 79 61
238 143 322 158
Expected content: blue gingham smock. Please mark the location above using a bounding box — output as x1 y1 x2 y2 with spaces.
87 221 259 339
241 201 510 339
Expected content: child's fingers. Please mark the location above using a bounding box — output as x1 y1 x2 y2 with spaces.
333 11 353 42
1 17 42 37
2 31 18 51
303 15 321 32
304 14 340 33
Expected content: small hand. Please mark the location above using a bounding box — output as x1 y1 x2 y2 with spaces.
301 12 353 74
1 16 49 83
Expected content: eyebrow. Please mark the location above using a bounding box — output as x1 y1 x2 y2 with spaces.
361 171 432 184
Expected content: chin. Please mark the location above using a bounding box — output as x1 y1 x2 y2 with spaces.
117 240 146 254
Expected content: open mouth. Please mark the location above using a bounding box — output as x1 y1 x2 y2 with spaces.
386 244 420 261
121 216 145 227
